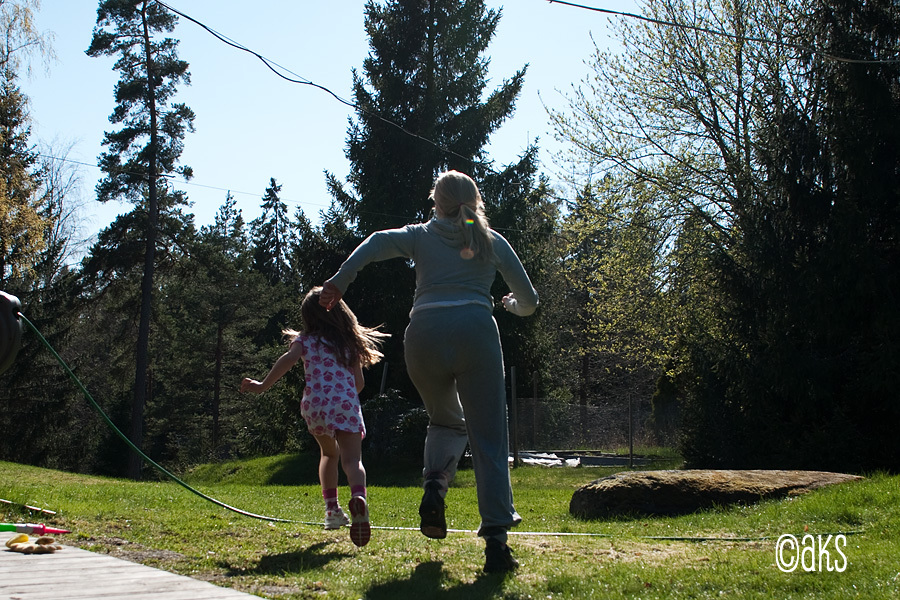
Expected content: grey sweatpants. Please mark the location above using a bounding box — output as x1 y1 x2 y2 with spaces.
404 304 522 535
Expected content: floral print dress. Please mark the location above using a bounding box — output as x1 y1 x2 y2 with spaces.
293 334 365 438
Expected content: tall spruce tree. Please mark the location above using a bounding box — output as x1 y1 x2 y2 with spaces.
87 0 194 478
250 177 293 285
326 0 535 394
721 0 900 470
641 0 900 470
247 177 295 346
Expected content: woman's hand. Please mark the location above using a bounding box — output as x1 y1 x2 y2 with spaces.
319 281 343 311
501 293 516 311
501 292 537 316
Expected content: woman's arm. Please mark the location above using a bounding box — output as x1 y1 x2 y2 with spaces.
494 233 539 317
323 227 417 308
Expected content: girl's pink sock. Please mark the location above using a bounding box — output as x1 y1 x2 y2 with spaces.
323 488 339 510
350 485 366 498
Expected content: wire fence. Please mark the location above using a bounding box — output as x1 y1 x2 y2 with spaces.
509 396 656 452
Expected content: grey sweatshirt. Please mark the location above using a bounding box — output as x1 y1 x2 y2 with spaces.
326 218 539 317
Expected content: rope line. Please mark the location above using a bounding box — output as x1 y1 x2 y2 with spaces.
17 312 298 524
370 525 864 541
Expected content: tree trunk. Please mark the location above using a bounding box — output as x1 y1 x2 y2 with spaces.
212 321 224 452
128 0 158 480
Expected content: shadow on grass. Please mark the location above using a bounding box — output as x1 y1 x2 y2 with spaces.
221 541 352 576
364 561 510 599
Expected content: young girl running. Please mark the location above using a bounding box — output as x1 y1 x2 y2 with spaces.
240 287 388 547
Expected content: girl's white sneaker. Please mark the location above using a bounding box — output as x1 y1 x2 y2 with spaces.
324 507 350 530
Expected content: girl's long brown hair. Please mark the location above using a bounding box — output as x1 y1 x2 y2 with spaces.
284 287 389 369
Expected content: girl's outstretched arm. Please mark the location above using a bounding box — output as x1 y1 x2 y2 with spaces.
241 342 303 394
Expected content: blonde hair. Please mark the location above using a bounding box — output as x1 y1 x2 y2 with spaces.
284 287 389 369
430 170 494 261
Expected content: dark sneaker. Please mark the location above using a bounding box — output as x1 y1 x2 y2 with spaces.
483 538 519 573
419 479 447 539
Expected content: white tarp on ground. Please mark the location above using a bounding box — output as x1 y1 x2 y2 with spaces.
514 452 581 467
511 452 652 467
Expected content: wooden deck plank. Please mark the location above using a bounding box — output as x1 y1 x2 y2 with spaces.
0 533 261 599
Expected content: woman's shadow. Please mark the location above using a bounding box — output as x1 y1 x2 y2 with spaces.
364 561 510 599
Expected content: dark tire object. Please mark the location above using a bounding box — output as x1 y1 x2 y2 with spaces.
0 291 23 376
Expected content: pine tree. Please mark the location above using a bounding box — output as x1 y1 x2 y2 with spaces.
250 178 293 285
87 0 194 478
0 73 42 284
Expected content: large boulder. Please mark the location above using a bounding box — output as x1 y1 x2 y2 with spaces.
570 470 863 518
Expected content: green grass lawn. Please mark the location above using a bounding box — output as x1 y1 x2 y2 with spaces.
2 457 898 599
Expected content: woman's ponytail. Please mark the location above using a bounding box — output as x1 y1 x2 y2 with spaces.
431 170 495 262
457 202 493 261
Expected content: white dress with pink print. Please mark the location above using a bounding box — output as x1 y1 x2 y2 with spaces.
293 334 365 438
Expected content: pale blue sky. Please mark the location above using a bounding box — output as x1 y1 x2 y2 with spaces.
21 0 636 242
